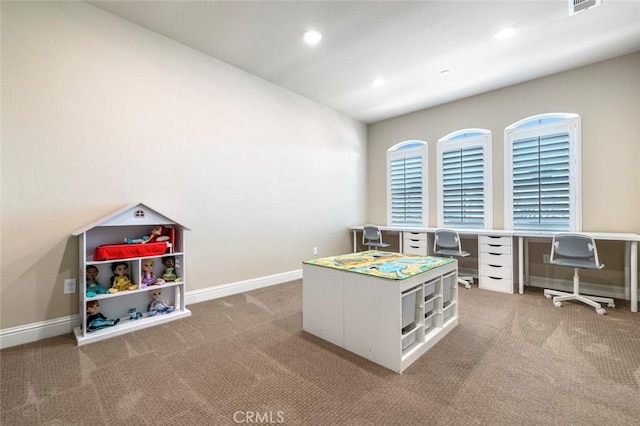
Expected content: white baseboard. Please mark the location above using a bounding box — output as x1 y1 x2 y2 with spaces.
0 315 81 350
526 275 627 300
185 269 302 305
0 269 302 350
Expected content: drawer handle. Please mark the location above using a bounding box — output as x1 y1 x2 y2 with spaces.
488 252 501 256
489 276 503 280
488 264 503 268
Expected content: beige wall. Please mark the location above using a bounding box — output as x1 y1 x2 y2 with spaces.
0 2 367 329
367 52 640 290
368 52 640 230
2 1 638 333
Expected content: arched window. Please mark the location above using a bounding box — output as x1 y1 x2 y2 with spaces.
437 129 492 229
387 140 428 226
504 113 581 231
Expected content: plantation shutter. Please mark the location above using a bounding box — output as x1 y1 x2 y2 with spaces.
512 132 570 231
442 146 484 228
390 155 423 225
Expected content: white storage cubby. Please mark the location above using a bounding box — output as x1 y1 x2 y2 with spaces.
303 258 458 373
401 285 424 354
432 271 457 330
401 285 422 330
72 203 191 345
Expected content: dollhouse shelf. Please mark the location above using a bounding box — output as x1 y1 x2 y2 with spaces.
73 309 191 345
72 203 191 346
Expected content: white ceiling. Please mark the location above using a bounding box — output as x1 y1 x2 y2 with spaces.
89 1 640 123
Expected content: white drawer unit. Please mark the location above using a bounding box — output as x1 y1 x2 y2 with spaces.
479 242 511 254
403 231 428 255
479 235 512 246
479 276 513 293
479 252 512 266
478 235 515 293
479 263 511 279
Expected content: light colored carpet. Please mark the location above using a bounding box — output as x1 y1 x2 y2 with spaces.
2 281 639 425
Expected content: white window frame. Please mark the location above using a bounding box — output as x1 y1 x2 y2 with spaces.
387 140 428 227
504 113 581 231
436 129 492 229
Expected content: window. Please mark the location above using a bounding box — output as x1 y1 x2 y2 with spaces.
504 113 581 231
437 129 492 229
387 141 428 226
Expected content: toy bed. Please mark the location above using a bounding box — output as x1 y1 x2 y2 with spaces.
93 228 174 261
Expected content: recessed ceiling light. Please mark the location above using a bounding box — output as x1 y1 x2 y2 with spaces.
441 69 450 75
494 25 518 40
371 77 386 87
303 30 322 45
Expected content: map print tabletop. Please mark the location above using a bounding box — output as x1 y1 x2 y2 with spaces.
303 250 455 280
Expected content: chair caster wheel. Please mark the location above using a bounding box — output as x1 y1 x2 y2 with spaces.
545 294 552 299
553 301 562 308
607 304 615 309
596 308 606 315
465 285 471 289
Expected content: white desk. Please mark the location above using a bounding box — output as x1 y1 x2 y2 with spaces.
350 226 640 313
513 231 639 313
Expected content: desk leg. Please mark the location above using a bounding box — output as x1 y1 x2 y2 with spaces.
353 230 357 253
631 241 637 313
624 242 630 301
518 237 524 294
524 238 529 289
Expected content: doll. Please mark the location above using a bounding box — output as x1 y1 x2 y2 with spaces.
123 225 168 244
140 259 163 288
109 262 137 292
86 265 108 297
161 256 179 282
147 289 174 316
86 300 119 332
128 307 143 320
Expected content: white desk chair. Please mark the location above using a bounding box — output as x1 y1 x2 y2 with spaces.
434 228 473 289
362 225 391 250
544 233 615 315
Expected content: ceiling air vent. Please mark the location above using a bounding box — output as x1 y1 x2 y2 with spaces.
569 0 602 15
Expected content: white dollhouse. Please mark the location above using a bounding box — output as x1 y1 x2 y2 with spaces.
72 203 191 345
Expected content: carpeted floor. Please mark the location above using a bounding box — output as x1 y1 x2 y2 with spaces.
1 281 639 425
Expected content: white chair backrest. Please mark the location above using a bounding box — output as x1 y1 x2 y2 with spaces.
363 225 382 244
551 233 601 266
434 228 461 251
